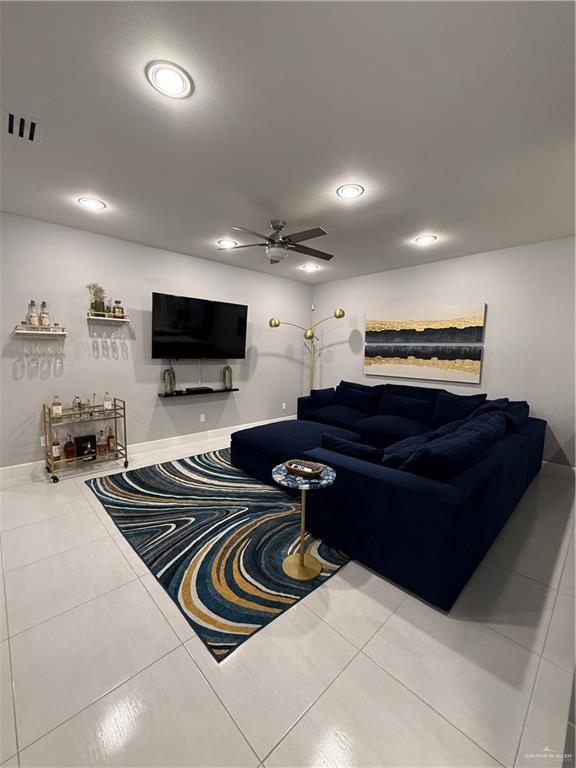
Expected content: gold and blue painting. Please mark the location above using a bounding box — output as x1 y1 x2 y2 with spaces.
364 305 486 384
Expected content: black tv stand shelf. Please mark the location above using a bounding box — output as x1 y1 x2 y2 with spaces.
159 388 239 399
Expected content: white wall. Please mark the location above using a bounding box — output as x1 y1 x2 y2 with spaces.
312 238 575 467
2 216 573 469
0 213 312 467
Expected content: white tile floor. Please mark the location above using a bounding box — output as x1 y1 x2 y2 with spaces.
0 440 573 768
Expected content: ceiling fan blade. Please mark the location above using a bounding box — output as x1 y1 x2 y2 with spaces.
284 227 327 243
231 226 270 241
218 243 266 251
289 243 334 261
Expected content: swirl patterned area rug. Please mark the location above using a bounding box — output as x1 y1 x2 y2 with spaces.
86 448 348 661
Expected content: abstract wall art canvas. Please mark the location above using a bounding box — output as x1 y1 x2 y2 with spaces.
364 305 486 383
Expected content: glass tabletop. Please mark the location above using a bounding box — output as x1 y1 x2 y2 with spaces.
272 462 336 491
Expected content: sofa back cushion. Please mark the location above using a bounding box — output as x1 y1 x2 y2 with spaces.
385 383 443 403
401 411 507 480
310 388 335 406
432 391 487 426
377 393 433 422
335 383 375 413
505 401 530 431
321 433 384 464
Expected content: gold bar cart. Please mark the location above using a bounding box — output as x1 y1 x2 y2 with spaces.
43 397 128 483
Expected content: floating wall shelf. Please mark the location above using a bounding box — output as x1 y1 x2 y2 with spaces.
86 313 131 323
159 388 239 399
13 326 67 337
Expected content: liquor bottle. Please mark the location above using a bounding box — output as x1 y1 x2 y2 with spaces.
27 300 39 327
97 430 108 455
51 437 61 460
103 392 113 410
72 395 82 416
51 395 62 420
107 426 116 452
39 300 51 327
112 300 124 318
63 435 76 459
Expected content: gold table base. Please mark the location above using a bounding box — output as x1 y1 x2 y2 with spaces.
282 552 322 581
282 487 322 581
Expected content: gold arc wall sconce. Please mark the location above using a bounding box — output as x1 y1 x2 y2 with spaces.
268 308 346 391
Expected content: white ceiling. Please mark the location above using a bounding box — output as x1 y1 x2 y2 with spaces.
1 2 573 283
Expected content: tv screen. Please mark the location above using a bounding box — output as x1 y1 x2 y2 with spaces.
151 293 248 360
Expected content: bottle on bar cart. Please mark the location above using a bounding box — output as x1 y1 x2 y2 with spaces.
51 395 62 421
107 426 116 452
97 430 108 456
63 435 76 459
51 437 61 460
103 392 113 410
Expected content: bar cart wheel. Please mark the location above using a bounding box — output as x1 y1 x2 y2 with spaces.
51 475 59 483
123 460 129 468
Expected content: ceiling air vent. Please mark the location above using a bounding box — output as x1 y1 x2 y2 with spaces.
1 107 43 143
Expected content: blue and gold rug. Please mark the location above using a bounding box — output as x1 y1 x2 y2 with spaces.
86 449 347 661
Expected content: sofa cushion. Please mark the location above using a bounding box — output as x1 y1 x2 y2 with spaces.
468 398 509 419
381 433 432 468
310 387 335 405
312 404 366 429
401 411 507 480
385 383 444 403
505 401 530 431
321 434 384 464
334 384 375 414
356 414 429 448
432 391 487 426
377 393 433 422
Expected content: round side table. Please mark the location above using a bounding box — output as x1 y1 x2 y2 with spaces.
272 463 336 581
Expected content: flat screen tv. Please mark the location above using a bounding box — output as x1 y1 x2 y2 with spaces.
151 292 248 360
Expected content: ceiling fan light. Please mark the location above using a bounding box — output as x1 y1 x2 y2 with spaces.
217 239 237 249
266 243 288 262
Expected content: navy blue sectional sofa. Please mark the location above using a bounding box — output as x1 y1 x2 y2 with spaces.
231 380 546 610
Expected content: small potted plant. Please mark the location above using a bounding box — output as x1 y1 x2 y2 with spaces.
86 283 107 315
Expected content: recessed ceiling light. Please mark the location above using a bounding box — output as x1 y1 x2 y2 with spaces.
414 234 438 246
145 60 193 99
301 264 320 272
217 239 238 249
336 183 365 199
77 197 107 211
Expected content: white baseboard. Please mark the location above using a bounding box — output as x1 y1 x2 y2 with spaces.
0 415 296 486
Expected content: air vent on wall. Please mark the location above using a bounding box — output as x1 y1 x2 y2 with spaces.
1 106 43 143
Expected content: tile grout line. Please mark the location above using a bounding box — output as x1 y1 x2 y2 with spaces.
15 644 184 757
2 531 111 575
511 583 564 768
0 502 94 536
0 534 22 767
181 642 265 766
361 647 508 767
6 575 140 640
258 595 410 766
